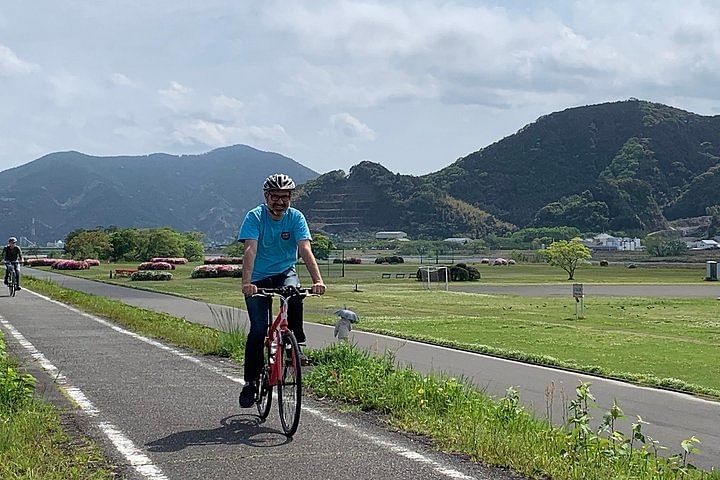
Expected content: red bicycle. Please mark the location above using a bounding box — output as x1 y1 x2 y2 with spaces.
253 286 314 436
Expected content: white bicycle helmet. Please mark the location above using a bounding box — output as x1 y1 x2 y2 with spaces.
263 173 296 191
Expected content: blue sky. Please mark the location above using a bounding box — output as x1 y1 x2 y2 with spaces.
1 1 719 175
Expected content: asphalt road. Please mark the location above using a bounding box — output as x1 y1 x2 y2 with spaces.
451 283 720 297
15 269 720 471
1 284 513 480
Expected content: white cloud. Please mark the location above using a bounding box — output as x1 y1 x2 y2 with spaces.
263 1 720 107
209 94 245 123
109 72 138 87
171 119 292 149
0 44 38 76
158 81 194 111
329 113 376 140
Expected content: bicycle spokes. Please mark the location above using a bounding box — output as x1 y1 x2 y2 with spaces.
277 331 302 436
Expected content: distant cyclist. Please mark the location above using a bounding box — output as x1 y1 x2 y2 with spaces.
3 237 23 290
237 173 326 408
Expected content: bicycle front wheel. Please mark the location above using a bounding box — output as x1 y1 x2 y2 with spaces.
8 271 15 297
277 331 302 436
256 345 273 419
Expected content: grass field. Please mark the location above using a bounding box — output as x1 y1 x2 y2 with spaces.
29 260 720 394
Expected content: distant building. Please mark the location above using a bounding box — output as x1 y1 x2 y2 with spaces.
688 239 720 250
583 234 641 251
375 231 408 240
443 237 472 244
46 240 65 248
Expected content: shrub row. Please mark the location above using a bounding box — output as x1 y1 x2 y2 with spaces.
25 258 58 267
375 256 404 264
204 256 243 265
130 271 173 281
449 263 481 281
191 264 243 279
479 257 516 265
333 258 362 264
52 260 90 270
84 259 101 266
138 261 175 271
150 257 188 264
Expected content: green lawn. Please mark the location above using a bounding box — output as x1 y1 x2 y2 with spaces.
30 261 720 394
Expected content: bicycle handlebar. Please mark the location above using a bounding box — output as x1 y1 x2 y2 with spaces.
253 286 315 298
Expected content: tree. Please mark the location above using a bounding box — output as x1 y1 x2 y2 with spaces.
109 228 141 261
223 241 245 257
540 239 591 280
64 230 112 260
707 205 720 239
311 232 334 260
644 234 687 257
182 231 205 261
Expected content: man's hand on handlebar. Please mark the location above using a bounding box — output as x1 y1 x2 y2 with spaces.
311 282 326 295
242 283 257 296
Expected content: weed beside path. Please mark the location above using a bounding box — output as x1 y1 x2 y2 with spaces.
0 327 116 479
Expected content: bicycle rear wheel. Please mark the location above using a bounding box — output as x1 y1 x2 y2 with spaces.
277 330 302 436
256 344 273 419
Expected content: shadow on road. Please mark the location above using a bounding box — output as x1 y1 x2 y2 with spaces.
146 414 291 452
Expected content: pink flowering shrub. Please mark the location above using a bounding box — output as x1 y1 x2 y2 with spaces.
25 258 59 267
150 257 188 265
131 270 173 281
84 259 101 266
52 260 90 270
191 264 243 279
204 256 243 265
138 262 175 270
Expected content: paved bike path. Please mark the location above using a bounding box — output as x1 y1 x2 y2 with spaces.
23 269 720 469
1 286 509 480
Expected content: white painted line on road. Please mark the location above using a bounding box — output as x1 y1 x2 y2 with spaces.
25 289 479 480
302 405 476 480
0 316 168 480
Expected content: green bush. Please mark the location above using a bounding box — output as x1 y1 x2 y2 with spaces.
130 270 173 281
0 333 36 412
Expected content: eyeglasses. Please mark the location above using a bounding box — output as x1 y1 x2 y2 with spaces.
266 192 291 202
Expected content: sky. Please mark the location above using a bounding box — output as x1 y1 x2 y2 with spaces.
1 1 720 176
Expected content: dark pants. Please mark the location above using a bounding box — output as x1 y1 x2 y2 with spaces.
4 262 20 286
243 269 305 382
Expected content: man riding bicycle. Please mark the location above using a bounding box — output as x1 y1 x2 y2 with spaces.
3 237 23 290
237 173 326 408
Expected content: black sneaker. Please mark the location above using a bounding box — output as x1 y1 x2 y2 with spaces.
239 383 257 408
15 286 21 291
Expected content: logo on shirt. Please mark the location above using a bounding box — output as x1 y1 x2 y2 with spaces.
281 231 290 240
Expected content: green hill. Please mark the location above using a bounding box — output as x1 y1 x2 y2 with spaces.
426 99 720 233
293 161 513 239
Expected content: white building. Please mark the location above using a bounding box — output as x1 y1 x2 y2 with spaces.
443 237 472 244
375 231 408 240
584 234 641 251
689 239 720 250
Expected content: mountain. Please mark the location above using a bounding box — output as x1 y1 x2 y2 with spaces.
293 161 514 239
295 100 720 238
426 100 720 233
0 145 318 244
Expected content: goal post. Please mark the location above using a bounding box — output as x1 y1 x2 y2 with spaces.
421 266 449 291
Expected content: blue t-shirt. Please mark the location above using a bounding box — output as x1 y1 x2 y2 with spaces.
238 205 312 282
